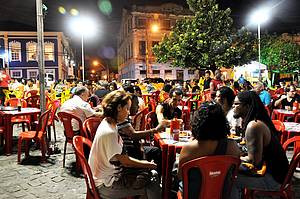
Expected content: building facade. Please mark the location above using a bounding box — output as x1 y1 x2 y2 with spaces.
118 3 197 81
0 31 75 81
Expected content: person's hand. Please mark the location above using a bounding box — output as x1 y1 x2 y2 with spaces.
147 160 157 169
156 120 169 132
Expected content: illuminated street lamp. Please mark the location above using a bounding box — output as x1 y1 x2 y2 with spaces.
70 16 96 81
145 22 159 78
249 7 271 80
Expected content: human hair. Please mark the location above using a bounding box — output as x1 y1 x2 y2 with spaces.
74 86 89 96
101 90 131 121
191 102 229 141
218 86 235 107
133 85 142 95
205 70 211 75
237 91 277 134
169 88 183 98
163 84 172 93
109 82 118 91
123 85 134 94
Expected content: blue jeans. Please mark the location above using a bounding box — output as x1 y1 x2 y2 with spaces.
231 173 281 199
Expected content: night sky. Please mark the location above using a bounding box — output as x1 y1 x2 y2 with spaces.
1 0 300 70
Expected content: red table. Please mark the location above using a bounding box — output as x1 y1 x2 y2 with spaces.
154 132 190 199
283 122 300 141
0 107 40 155
272 109 295 122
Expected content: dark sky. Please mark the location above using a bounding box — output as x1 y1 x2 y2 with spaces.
1 0 300 69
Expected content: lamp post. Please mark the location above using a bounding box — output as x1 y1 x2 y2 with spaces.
145 22 159 78
70 16 96 82
250 7 270 81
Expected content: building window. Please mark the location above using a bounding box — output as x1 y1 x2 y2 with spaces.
188 69 195 75
127 18 132 33
139 41 146 56
44 42 55 61
163 19 171 30
27 69 38 79
165 70 172 75
140 70 146 75
26 41 37 61
11 70 22 78
153 70 160 75
136 18 146 27
9 41 21 61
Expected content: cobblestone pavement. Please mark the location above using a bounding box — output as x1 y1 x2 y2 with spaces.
1 121 300 198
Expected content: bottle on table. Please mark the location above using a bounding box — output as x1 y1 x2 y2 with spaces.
292 101 299 113
17 99 21 112
170 117 180 141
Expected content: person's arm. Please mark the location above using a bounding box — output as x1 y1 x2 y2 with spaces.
241 121 264 167
115 154 157 169
119 122 167 140
274 95 286 107
209 81 215 94
156 104 165 124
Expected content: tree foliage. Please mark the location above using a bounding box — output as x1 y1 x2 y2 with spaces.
261 35 300 73
153 0 257 70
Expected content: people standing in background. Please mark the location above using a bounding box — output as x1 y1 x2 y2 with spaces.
203 70 212 90
0 68 11 105
253 82 271 106
210 69 224 99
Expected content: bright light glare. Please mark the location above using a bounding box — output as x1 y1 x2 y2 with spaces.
151 24 159 32
250 7 271 24
70 17 97 36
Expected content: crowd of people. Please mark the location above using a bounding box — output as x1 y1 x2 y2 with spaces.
1 67 300 198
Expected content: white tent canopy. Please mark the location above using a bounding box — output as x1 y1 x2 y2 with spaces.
234 61 268 81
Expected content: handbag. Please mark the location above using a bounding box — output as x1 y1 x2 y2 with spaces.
239 162 267 177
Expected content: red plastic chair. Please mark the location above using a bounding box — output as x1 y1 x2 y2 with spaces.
17 110 50 163
73 136 100 199
26 95 40 108
5 98 31 131
245 137 300 199
82 116 103 141
265 105 271 117
58 111 83 168
132 108 148 131
47 100 60 142
178 155 241 199
272 120 286 144
0 117 5 147
24 90 38 98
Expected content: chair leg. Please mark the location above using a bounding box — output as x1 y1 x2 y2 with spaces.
22 123 25 132
17 138 23 163
52 122 57 143
63 140 67 167
47 126 52 142
40 137 46 163
25 140 30 158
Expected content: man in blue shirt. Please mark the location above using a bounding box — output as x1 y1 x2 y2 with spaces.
254 82 271 106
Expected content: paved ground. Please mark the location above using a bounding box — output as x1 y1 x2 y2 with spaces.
1 121 300 198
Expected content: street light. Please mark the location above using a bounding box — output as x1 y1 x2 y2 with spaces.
70 16 96 81
249 7 271 80
145 22 159 78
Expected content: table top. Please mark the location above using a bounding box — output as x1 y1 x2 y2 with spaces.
283 122 300 132
274 109 295 115
0 107 40 115
156 132 192 147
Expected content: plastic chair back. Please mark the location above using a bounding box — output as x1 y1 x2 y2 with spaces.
24 90 38 98
180 155 240 199
73 136 100 199
83 117 103 141
132 108 148 131
272 120 285 132
5 98 27 108
26 95 40 108
47 100 60 125
34 110 51 138
58 111 83 143
294 111 300 123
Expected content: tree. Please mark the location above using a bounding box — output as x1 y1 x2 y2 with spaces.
153 0 257 71
261 35 300 73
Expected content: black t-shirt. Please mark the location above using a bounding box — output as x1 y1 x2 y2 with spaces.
162 102 182 120
203 78 211 90
281 98 295 109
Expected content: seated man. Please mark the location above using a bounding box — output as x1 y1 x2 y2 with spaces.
156 88 183 127
231 91 289 199
253 82 271 106
274 85 299 109
60 86 101 132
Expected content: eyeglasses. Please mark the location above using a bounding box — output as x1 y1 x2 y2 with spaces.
233 102 243 106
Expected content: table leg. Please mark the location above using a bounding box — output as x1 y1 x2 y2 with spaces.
5 115 12 155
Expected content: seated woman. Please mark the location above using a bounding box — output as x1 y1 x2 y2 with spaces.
88 90 161 199
178 102 241 181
